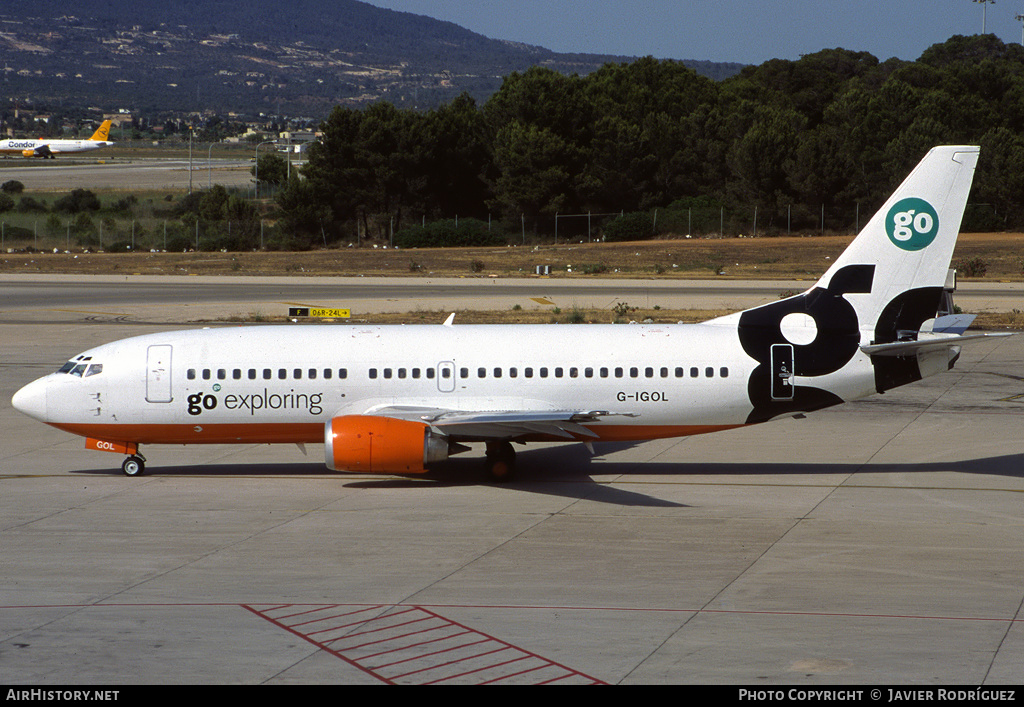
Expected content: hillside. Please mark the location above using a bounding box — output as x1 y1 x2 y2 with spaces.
0 0 744 117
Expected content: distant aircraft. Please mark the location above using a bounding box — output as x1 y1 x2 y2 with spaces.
12 146 1006 480
0 120 113 158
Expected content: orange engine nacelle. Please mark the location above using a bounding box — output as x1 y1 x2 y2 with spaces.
325 415 449 473
22 149 36 158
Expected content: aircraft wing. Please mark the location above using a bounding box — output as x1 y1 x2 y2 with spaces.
861 332 1013 357
32 144 53 157
363 405 636 441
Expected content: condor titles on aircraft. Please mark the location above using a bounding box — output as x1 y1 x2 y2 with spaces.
12 146 1002 480
0 120 113 158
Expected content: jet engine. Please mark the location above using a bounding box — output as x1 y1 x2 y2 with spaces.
325 415 449 473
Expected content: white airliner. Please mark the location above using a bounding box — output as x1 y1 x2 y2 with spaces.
12 146 1002 479
0 120 113 158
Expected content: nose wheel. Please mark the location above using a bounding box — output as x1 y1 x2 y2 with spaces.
121 454 147 477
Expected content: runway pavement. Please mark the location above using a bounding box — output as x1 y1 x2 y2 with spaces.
0 158 255 192
0 279 1022 685
1 273 1020 325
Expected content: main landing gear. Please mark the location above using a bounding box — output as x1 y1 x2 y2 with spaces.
485 441 517 482
121 453 147 477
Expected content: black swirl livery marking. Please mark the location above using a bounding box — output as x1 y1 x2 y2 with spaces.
737 264 874 424
871 287 946 393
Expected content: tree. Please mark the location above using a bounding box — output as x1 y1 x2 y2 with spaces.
252 153 289 187
419 93 491 218
301 101 428 239
489 121 576 229
725 103 806 210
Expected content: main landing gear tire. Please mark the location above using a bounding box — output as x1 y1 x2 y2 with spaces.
121 455 146 477
485 441 516 482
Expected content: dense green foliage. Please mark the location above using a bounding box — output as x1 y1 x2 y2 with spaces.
282 36 1024 245
394 219 502 249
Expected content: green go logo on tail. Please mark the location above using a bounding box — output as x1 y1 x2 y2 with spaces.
886 198 939 251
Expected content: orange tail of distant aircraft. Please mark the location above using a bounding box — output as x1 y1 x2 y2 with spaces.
89 120 112 142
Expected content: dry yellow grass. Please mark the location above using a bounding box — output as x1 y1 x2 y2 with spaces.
2 233 1022 281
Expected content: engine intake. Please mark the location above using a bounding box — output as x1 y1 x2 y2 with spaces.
325 415 448 473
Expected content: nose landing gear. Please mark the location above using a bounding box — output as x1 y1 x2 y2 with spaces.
121 453 147 477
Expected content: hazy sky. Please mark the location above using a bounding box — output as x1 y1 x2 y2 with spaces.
363 0 1024 65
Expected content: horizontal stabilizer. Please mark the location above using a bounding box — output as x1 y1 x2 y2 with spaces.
861 332 1013 357
931 313 976 334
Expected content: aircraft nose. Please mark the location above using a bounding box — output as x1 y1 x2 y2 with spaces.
12 378 48 421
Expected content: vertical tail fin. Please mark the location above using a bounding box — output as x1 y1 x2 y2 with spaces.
89 120 112 142
815 145 979 338
726 146 980 423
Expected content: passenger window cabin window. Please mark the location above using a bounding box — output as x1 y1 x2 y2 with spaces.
398 368 407 379
569 367 578 378
660 367 669 378
585 367 593 378
600 368 608 378
217 369 226 380
383 368 392 379
615 367 623 378
339 369 348 379
525 368 534 378
478 367 486 378
202 369 211 381
323 369 332 380
645 367 654 378
509 368 517 378
308 369 317 380
555 367 564 378
187 369 196 380
493 368 502 378
263 369 272 380
540 367 549 378
690 367 699 378
675 367 684 378
427 368 435 379
233 369 242 380
460 368 469 379
249 369 257 380
412 368 421 379
278 369 287 380
293 369 302 379
706 367 714 378
720 367 729 378
369 368 378 379
630 367 639 378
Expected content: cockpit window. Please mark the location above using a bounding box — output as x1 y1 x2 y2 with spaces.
57 358 102 377
58 355 94 375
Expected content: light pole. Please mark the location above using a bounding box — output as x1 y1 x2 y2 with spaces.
973 0 996 34
1017 13 1024 43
